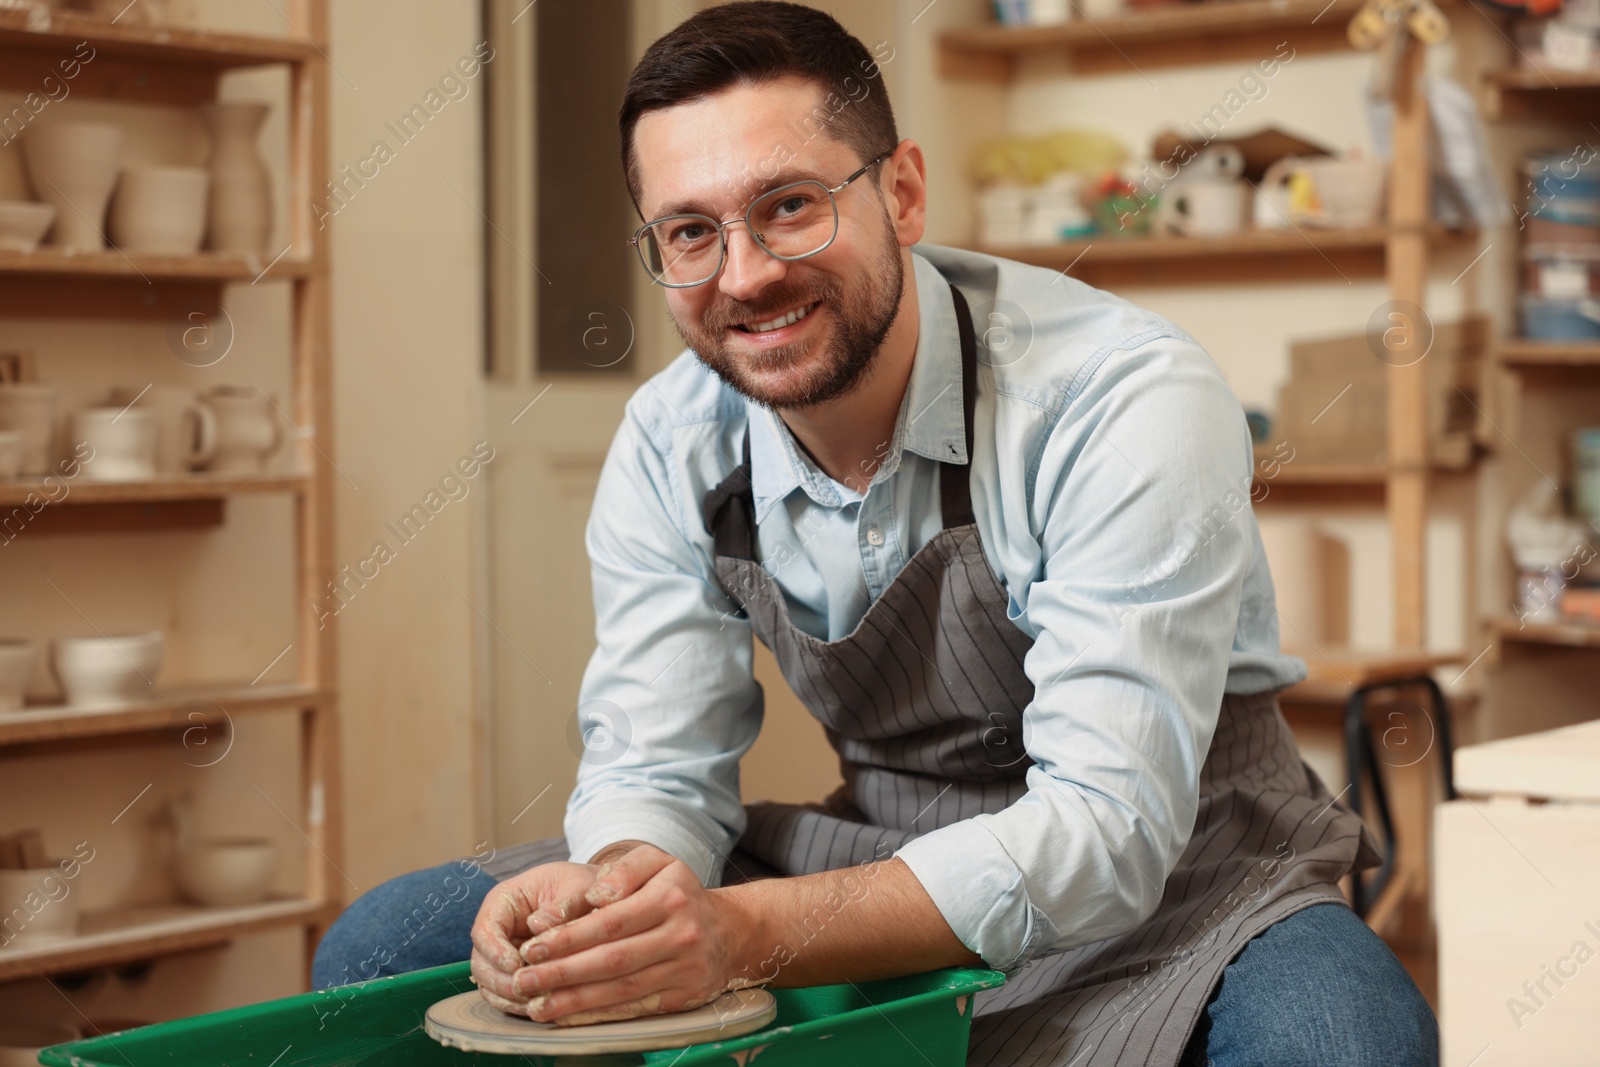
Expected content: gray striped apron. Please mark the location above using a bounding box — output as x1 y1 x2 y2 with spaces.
482 285 1381 1066
693 285 1382 1066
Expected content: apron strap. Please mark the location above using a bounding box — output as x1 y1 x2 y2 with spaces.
702 282 980 558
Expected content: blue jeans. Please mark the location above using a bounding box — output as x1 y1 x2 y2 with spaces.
314 870 1436 1066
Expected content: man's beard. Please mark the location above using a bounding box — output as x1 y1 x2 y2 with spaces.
674 234 904 411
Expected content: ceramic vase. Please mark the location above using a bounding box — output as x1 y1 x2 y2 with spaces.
202 103 273 255
22 121 124 252
110 166 210 255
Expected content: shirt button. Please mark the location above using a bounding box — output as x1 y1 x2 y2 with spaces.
866 525 884 546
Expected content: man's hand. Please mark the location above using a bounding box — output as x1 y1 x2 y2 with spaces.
470 861 605 1014
509 844 757 1025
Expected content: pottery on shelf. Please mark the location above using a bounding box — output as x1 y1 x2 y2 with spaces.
0 1017 80 1066
0 638 35 714
165 797 277 907
51 631 163 707
108 385 217 474
21 121 124 252
71 406 157 482
203 386 282 472
0 381 58 476
0 430 21 480
0 201 56 253
202 103 273 256
0 868 82 946
109 166 210 255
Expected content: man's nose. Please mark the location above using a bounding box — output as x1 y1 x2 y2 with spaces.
718 224 787 303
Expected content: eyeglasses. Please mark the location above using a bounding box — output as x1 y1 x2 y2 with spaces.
628 151 892 288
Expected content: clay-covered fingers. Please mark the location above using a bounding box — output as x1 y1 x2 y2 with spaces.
467 861 603 1010
581 842 677 907
514 898 683 996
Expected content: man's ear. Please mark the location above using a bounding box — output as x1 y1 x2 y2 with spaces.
882 140 927 248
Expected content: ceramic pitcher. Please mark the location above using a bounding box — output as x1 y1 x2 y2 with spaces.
202 102 273 255
204 386 282 472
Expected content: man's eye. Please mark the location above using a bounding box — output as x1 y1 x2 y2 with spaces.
668 222 712 244
772 196 809 217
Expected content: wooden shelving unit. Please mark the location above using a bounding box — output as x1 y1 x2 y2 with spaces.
1484 67 1600 122
0 3 338 987
1499 340 1600 380
984 225 1474 288
1491 615 1600 651
939 0 1367 77
0 898 333 982
941 2 1467 954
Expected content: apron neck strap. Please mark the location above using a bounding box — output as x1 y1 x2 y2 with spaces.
702 282 980 560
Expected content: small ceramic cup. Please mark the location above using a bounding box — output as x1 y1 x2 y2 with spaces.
109 166 210 255
70 406 157 482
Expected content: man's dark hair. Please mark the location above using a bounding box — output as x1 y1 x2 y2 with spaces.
619 1 898 212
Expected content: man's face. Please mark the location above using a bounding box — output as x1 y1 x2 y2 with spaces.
633 76 906 411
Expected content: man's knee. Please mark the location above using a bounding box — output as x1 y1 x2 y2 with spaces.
1198 903 1438 1067
311 861 495 990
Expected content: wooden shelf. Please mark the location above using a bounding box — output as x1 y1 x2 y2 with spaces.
0 683 322 748
0 9 316 106
1491 615 1600 650
0 247 312 283
1500 340 1600 381
939 0 1365 78
0 898 333 982
977 226 1438 288
1485 67 1600 123
0 470 306 508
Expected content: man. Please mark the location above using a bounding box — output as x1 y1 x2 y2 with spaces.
315 4 1437 1063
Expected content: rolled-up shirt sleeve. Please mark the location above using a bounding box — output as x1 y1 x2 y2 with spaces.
895 335 1254 974
562 402 762 887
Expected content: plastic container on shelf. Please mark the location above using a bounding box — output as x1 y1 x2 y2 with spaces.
1524 199 1600 246
1522 244 1600 298
1524 150 1600 206
1520 293 1600 339
39 961 1007 1067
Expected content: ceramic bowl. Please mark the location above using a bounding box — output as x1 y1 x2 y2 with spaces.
0 639 35 714
109 165 210 255
0 867 81 946
0 201 56 253
174 837 277 907
51 631 163 707
0 430 22 480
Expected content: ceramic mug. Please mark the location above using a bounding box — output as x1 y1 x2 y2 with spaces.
70 407 157 482
1161 178 1246 237
0 382 58 476
204 386 283 472
108 385 217 473
109 166 210 255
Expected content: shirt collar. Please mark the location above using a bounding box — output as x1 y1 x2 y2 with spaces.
747 250 968 521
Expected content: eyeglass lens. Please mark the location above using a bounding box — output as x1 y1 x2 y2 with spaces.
639 181 841 286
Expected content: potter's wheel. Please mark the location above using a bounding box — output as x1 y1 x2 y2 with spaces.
424 988 777 1056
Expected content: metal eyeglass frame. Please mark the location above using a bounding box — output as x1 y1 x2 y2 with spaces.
627 150 893 288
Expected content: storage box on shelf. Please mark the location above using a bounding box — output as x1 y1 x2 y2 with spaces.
0 2 338 988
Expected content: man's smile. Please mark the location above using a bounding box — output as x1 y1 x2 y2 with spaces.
730 300 821 340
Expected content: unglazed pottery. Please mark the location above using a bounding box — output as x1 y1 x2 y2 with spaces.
70 406 157 482
0 201 56 253
173 837 278 907
202 103 273 255
51 631 163 706
22 121 123 252
0 868 81 946
203 386 282 472
109 166 210 254
0 382 58 476
109 385 217 473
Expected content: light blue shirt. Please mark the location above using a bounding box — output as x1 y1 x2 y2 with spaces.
564 245 1306 974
